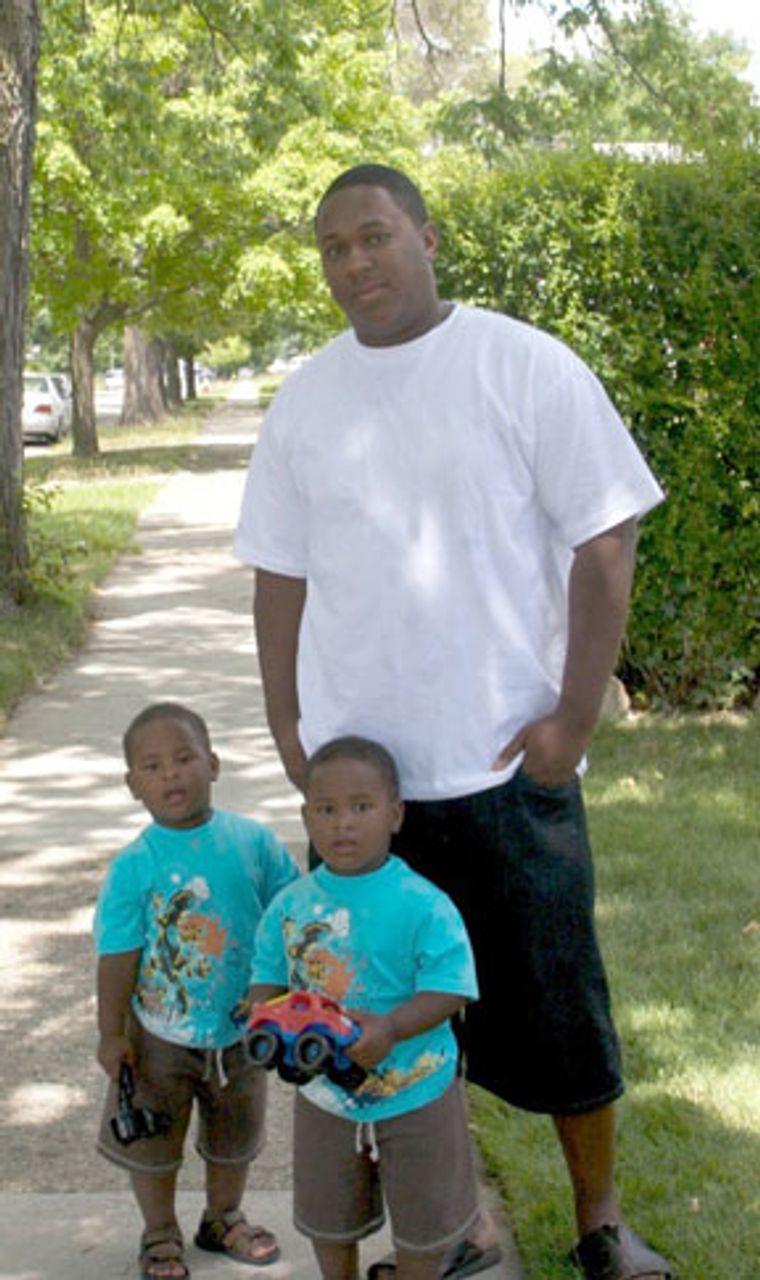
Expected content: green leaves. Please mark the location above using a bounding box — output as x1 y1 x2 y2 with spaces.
429 148 759 709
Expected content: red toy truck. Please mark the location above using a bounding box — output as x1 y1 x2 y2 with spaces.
246 991 367 1089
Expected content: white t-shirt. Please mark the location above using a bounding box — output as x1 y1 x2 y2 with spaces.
235 305 664 800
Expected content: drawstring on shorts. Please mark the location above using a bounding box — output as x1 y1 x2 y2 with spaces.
201 1047 229 1089
355 1120 379 1163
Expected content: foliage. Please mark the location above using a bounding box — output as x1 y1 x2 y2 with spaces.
548 0 759 150
426 147 759 708
225 35 429 353
388 0 493 101
29 0 415 352
470 712 760 1279
434 0 760 155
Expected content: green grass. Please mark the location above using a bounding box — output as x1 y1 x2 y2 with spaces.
0 403 210 726
470 713 760 1279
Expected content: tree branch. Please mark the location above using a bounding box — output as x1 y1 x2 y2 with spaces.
585 0 669 107
409 0 448 62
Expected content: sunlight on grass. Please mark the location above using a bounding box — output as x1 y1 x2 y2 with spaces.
593 773 664 804
637 1058 760 1132
627 1001 696 1039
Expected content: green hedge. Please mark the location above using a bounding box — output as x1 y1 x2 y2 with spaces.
428 150 759 708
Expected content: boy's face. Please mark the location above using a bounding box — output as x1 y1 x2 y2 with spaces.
125 717 219 829
303 757 404 877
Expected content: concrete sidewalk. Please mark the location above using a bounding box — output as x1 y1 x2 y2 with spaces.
0 394 523 1279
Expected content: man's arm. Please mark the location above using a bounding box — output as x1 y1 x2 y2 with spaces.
253 568 308 791
492 517 637 786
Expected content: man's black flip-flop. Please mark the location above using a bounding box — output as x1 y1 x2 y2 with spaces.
569 1224 674 1279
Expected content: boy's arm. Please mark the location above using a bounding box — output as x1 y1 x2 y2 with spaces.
348 991 467 1071
247 981 288 1008
96 950 141 1079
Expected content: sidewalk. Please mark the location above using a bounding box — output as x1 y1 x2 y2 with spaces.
0 394 524 1279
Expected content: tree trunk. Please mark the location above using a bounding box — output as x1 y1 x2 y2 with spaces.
152 336 169 410
183 355 197 401
0 0 39 603
163 340 182 407
71 317 100 457
121 326 165 424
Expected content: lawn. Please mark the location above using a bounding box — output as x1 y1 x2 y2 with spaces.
470 713 759 1280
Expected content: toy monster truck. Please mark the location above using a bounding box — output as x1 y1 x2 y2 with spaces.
246 991 367 1089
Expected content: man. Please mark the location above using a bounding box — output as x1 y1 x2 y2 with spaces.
234 164 672 1280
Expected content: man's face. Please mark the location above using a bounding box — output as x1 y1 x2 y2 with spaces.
316 184 441 347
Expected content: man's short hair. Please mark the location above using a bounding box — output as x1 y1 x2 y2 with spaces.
304 734 401 799
316 164 429 228
123 702 211 765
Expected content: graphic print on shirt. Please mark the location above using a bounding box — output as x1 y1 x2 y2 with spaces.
136 877 231 1026
283 907 445 1106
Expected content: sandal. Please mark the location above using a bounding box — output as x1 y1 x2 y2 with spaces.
569 1224 674 1279
440 1240 503 1277
367 1239 502 1280
195 1208 280 1266
139 1227 189 1280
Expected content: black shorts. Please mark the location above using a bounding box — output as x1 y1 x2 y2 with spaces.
390 768 624 1116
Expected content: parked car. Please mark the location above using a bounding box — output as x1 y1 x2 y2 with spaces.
104 367 124 390
50 373 72 403
246 990 367 1089
22 372 72 443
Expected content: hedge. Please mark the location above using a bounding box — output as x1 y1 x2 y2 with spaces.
427 149 759 708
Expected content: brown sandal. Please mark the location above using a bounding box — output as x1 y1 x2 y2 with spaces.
139 1227 189 1280
195 1208 280 1266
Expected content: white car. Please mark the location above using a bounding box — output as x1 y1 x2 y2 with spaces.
22 372 72 443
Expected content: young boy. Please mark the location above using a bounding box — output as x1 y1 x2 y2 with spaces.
249 735 483 1280
94 702 300 1280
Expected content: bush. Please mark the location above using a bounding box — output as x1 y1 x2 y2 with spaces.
427 149 759 708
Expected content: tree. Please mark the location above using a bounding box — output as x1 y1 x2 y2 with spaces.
0 0 39 603
120 327 166 425
389 0 492 99
542 0 759 149
30 0 400 453
434 0 759 156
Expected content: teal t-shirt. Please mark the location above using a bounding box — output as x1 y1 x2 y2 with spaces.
251 855 478 1120
94 809 300 1049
